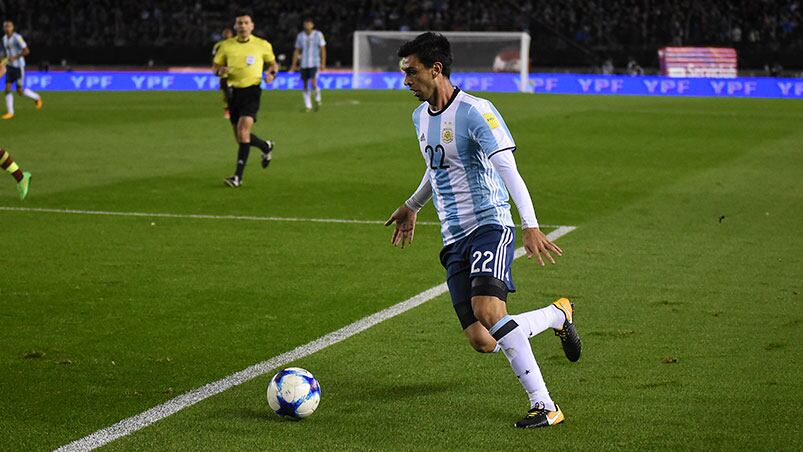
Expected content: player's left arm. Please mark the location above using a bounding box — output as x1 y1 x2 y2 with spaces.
263 42 278 83
469 104 562 265
489 151 562 266
319 32 327 71
212 46 228 76
11 37 28 61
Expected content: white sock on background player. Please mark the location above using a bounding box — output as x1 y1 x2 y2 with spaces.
490 315 556 410
302 89 312 109
314 87 321 103
5 93 14 114
22 88 40 101
512 305 565 338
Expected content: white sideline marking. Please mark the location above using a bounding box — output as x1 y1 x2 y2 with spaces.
56 225 576 452
0 206 561 228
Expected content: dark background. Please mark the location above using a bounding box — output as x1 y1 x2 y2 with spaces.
2 0 801 73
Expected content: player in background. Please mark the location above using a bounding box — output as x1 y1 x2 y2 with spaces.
212 12 278 188
289 18 325 112
2 20 42 120
212 27 234 119
385 33 581 429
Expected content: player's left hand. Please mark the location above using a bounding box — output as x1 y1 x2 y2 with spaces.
384 204 417 249
264 72 276 84
522 227 563 266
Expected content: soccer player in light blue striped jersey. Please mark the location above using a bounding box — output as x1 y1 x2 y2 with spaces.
385 33 582 429
289 18 326 112
2 20 42 120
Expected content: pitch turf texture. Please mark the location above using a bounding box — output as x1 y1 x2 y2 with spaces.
1 90 801 450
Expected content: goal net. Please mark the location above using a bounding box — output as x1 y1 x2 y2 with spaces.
353 31 531 92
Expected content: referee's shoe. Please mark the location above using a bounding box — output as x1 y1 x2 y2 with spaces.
261 140 274 169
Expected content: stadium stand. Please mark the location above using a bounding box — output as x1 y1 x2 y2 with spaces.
1 0 800 71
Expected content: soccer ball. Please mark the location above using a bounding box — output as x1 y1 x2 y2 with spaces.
266 367 321 419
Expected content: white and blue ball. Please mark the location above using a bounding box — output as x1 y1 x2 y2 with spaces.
266 367 321 419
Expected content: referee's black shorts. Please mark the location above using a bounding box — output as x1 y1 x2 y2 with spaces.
228 85 262 125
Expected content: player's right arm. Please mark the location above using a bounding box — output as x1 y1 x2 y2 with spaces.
289 48 300 72
385 168 431 248
212 48 228 77
289 33 302 72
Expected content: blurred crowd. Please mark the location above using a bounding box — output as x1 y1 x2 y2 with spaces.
537 0 802 49
0 0 800 60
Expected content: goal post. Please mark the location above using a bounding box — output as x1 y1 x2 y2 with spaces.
353 31 531 92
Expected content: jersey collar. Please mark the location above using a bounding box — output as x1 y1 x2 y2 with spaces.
427 87 460 117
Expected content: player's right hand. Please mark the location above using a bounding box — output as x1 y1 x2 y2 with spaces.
217 66 230 76
385 204 417 249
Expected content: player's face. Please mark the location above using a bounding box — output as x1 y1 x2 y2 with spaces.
222 28 233 39
401 55 435 102
234 16 254 38
303 21 314 32
3 22 13 36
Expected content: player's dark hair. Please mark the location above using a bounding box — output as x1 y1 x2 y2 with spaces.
397 32 453 77
234 10 253 19
303 17 314 23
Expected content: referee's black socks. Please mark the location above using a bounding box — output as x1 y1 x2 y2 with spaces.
249 133 271 153
235 142 250 178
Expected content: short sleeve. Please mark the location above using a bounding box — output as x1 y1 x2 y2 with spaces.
263 42 275 63
294 33 302 49
17 36 27 49
467 101 516 158
213 45 226 65
318 32 326 47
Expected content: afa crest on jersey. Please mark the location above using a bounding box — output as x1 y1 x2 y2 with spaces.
442 126 454 143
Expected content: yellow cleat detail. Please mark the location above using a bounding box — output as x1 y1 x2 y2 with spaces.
547 405 565 426
35 98 43 110
552 298 573 325
1 112 14 120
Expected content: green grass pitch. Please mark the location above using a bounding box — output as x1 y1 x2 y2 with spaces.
1 90 801 450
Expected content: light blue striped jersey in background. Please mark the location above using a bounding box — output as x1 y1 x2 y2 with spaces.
294 30 326 68
2 33 27 68
412 88 517 245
